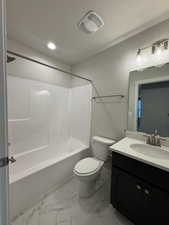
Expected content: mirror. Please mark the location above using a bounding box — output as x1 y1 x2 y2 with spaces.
128 64 169 137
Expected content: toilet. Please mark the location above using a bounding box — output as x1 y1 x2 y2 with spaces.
73 136 115 198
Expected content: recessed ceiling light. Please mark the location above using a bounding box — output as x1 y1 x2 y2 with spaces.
47 42 56 50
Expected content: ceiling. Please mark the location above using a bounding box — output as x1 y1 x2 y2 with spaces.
6 0 169 65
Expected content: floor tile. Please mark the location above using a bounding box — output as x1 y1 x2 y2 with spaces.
12 164 133 225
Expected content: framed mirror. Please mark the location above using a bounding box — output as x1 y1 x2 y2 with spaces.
128 64 169 137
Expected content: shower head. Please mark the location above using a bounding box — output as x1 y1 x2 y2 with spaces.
7 55 16 63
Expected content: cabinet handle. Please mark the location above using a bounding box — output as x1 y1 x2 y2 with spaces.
136 184 142 190
144 189 150 195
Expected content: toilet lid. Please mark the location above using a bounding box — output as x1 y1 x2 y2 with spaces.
74 157 101 174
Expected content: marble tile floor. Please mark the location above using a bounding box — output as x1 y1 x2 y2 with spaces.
11 165 133 225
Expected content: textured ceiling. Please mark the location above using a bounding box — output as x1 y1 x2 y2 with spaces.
7 0 169 65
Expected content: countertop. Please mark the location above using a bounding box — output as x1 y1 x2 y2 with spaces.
110 137 169 172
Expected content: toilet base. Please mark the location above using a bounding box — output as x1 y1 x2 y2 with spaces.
77 173 101 198
78 180 96 198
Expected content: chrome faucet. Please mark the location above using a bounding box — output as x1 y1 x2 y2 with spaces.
145 129 161 147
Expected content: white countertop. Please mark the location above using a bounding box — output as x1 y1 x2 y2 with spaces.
110 137 169 172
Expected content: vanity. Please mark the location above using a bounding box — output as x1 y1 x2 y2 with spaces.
110 64 169 225
110 137 169 225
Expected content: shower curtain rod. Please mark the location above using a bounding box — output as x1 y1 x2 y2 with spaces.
7 50 92 83
92 94 124 99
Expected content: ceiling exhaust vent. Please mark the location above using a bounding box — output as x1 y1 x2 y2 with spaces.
77 11 104 34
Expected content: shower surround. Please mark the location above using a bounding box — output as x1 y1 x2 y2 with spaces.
7 57 92 220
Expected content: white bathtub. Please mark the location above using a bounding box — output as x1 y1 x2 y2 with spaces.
9 139 90 220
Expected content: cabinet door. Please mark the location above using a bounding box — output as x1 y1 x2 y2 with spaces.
115 170 146 224
143 184 169 225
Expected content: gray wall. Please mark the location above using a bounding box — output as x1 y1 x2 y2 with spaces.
72 18 169 140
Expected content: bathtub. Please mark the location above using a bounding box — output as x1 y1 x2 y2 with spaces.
9 138 90 220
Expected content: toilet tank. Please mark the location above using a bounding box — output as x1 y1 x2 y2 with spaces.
92 136 115 161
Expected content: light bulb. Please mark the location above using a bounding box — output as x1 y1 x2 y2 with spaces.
156 46 162 56
47 42 56 50
136 49 142 63
136 54 142 63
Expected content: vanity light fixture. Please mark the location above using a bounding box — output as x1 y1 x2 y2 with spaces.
47 42 56 50
151 39 168 56
137 38 169 62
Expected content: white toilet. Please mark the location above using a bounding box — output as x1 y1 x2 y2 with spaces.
73 136 115 198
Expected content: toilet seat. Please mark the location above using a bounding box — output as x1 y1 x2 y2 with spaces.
74 157 103 176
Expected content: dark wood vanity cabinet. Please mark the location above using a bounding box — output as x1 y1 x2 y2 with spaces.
111 152 169 225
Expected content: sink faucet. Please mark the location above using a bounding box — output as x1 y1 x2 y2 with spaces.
145 129 161 147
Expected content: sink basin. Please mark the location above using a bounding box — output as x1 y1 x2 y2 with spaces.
130 143 169 159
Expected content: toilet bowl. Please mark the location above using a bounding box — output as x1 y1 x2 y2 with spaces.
73 136 115 198
74 157 104 197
